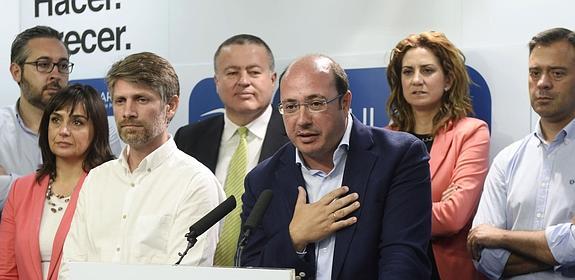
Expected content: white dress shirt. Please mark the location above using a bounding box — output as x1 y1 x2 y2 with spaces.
60 138 225 279
214 105 272 185
473 118 575 279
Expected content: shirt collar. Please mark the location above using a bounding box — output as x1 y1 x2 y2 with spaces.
14 98 38 136
119 136 177 173
296 113 352 169
534 117 575 144
222 105 272 141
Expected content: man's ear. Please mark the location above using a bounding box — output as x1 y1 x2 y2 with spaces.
166 95 180 122
342 90 352 111
10 63 22 84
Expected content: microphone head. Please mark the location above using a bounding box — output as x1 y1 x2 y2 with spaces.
188 195 236 237
243 189 273 231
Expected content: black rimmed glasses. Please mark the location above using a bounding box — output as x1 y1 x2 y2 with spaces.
278 93 343 115
23 60 74 74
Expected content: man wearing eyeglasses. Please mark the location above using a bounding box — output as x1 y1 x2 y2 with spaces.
0 26 121 212
240 54 432 279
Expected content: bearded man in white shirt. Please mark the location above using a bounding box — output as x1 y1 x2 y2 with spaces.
59 52 225 278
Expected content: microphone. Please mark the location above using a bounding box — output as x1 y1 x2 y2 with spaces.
175 195 236 265
235 189 273 267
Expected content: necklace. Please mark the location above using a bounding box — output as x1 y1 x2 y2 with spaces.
420 136 434 142
45 176 70 213
412 133 434 143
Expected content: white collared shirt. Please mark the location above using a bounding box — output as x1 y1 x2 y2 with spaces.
215 105 272 186
60 138 225 279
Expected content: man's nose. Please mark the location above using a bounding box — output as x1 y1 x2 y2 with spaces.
123 100 137 118
238 71 250 86
537 72 553 90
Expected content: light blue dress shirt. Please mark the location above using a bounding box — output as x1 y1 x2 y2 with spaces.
473 118 575 279
295 113 352 280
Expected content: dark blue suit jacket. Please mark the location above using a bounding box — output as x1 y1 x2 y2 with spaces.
241 116 432 280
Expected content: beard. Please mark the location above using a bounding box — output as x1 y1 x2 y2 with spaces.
117 110 167 147
20 71 63 110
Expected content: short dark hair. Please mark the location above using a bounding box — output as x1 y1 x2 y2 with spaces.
213 34 275 72
36 84 115 182
529 27 575 54
11 25 68 65
106 52 180 105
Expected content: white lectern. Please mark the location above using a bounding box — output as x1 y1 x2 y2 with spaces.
69 262 295 280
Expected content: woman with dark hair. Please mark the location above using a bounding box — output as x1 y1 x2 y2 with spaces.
0 84 114 280
386 31 490 280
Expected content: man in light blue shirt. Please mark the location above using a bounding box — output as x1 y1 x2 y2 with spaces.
468 27 575 279
0 26 121 211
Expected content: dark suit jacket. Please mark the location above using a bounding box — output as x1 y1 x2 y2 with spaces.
241 116 432 280
174 108 289 172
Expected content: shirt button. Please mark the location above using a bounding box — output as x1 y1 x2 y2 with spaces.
299 272 306 277
130 183 135 187
536 213 543 218
116 247 120 252
147 168 151 172
122 214 127 219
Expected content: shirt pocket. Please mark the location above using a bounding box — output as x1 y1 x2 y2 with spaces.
133 215 172 258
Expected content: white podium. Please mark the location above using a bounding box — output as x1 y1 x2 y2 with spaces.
69 262 295 280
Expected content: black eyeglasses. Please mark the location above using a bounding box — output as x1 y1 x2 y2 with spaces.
23 60 74 74
278 94 343 115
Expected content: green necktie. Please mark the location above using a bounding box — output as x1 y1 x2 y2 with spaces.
214 127 248 266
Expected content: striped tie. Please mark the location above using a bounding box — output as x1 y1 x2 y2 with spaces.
214 127 248 266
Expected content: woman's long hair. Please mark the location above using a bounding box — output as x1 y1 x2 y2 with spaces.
386 31 473 134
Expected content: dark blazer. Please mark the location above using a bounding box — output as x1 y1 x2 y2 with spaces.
174 108 289 172
241 116 432 280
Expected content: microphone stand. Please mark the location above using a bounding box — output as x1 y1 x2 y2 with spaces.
174 231 198 265
234 229 251 267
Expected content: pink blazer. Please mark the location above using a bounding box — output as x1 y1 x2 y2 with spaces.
429 118 489 280
0 172 86 280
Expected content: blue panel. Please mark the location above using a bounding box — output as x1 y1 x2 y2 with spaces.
70 78 113 116
188 78 225 123
187 66 493 129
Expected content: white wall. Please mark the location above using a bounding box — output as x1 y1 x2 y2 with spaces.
2 0 574 157
0 1 21 106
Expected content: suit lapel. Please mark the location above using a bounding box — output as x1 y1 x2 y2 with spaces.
30 176 50 279
429 123 454 179
274 145 318 263
275 144 305 222
197 116 224 172
259 108 288 162
332 117 377 280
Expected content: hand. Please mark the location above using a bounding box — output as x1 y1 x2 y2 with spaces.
571 216 575 224
441 184 461 201
0 164 7 176
289 186 360 251
467 224 507 260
